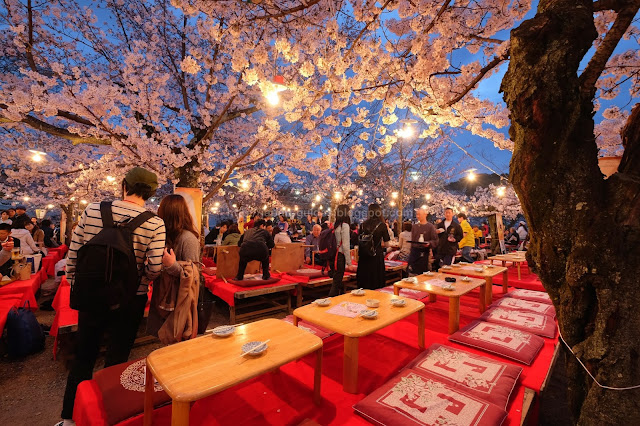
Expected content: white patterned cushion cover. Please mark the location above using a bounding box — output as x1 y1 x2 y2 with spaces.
480 307 556 338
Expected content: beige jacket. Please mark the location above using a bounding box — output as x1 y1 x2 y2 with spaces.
148 261 200 344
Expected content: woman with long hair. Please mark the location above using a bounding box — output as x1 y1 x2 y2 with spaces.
357 204 391 290
221 223 241 245
329 204 352 296
158 194 201 275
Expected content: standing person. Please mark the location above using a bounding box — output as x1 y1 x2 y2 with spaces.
58 167 165 426
385 218 395 240
457 213 475 263
236 219 274 280
12 205 30 228
516 221 528 242
397 222 413 262
148 194 200 343
41 219 59 248
0 210 12 225
329 204 352 297
357 204 391 290
435 207 463 268
407 208 438 273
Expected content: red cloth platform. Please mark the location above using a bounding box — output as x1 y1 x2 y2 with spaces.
73 284 558 426
0 274 40 308
41 254 57 277
203 272 306 307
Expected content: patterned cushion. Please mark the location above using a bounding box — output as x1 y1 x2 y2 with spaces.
93 358 171 425
379 285 430 300
504 289 552 305
353 370 507 426
282 315 334 339
493 297 556 318
449 321 544 365
480 307 556 338
405 344 522 409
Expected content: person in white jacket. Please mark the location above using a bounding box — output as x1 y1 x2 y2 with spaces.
329 204 352 297
11 223 40 255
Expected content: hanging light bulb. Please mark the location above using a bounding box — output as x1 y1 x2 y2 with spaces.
23 196 30 201
398 119 417 139
319 205 323 210
357 189 363 196
496 186 506 197
262 204 267 210
390 201 396 207
425 194 431 200
333 191 342 200
315 194 321 202
421 204 427 209
391 192 398 199
265 91 280 105
47 204 54 209
232 204 237 208
264 75 287 106
106 176 116 183
239 180 250 190
214 202 220 207
80 200 88 205
311 202 316 208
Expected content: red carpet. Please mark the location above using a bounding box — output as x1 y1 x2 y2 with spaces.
73 285 557 425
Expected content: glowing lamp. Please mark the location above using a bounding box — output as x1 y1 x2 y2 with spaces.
80 200 88 205
425 194 431 200
29 150 47 162
390 201 396 207
47 204 54 209
106 176 116 183
391 192 398 199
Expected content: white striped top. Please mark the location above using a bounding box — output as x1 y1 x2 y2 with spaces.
66 200 166 295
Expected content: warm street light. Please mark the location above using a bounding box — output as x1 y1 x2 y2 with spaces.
398 119 417 139
466 169 477 181
23 196 30 201
80 200 88 205
214 202 220 207
497 186 506 197
264 75 287 106
357 189 363 196
421 204 427 209
29 150 47 162
311 202 316 207
391 192 398 199
294 205 299 211
232 204 237 208
47 204 54 209
390 201 396 207
315 194 321 202
425 194 431 200
106 176 116 183
319 205 323 210
239 180 250 190
262 204 267 210
333 191 342 200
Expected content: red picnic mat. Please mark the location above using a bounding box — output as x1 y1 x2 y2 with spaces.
72 284 557 426
0 274 40 309
203 272 305 306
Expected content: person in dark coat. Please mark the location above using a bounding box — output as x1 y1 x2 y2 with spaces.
236 219 274 280
356 204 391 290
435 207 463 268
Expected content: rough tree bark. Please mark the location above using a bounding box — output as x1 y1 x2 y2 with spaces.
502 0 640 424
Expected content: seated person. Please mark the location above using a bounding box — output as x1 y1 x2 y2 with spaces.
40 219 60 248
265 220 274 235
11 221 40 255
304 224 322 264
0 224 15 277
273 226 291 244
221 223 241 245
236 220 275 280
506 227 520 246
204 220 229 245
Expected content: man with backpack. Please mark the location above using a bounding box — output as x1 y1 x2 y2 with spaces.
57 167 166 426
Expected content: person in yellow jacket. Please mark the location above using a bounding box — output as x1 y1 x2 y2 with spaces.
457 213 475 263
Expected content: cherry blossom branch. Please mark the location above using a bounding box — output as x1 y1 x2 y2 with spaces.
593 0 627 11
446 54 508 106
346 0 394 56
0 113 110 145
580 1 640 94
251 0 323 21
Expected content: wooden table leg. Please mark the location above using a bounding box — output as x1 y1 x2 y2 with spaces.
286 291 292 314
171 400 190 426
343 336 359 393
393 284 400 296
297 284 303 308
485 277 493 306
428 293 437 303
517 262 521 281
479 283 486 313
418 308 425 349
502 270 509 293
448 297 460 334
293 315 299 326
314 348 322 405
143 363 153 426
229 305 236 324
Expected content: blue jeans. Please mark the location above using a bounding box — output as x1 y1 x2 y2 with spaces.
461 246 474 263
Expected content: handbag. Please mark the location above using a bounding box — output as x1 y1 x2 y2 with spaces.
358 222 383 257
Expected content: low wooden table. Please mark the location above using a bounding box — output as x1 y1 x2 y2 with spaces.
143 318 323 426
293 290 424 394
394 273 486 334
441 264 509 304
489 254 527 280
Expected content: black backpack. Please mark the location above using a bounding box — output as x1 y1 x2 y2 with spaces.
70 202 155 312
359 222 383 257
6 301 45 358
317 228 337 262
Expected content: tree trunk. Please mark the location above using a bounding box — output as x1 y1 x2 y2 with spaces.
502 1 640 424
175 158 200 188
60 203 75 244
